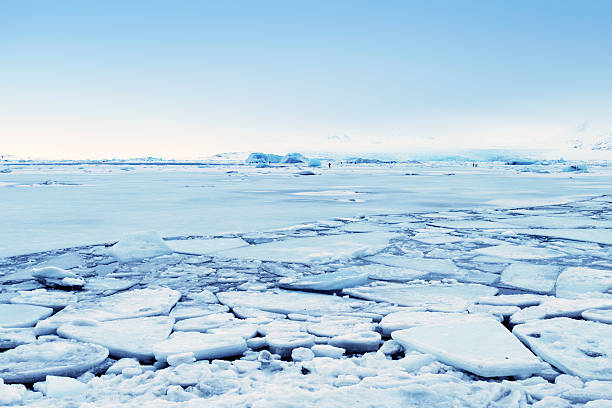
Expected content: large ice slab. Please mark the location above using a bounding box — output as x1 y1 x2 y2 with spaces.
513 318 612 380
392 315 543 377
0 339 109 383
0 304 53 328
57 316 174 360
109 231 173 262
500 263 561 294
217 289 367 316
474 244 563 260
152 332 247 362
279 269 369 291
343 282 498 312
167 237 249 255
555 267 612 299
36 287 181 333
215 232 398 263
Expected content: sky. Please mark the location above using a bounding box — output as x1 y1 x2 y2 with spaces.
1 0 611 159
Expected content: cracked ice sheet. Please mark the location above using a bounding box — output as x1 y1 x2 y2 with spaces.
215 232 399 264
166 238 249 255
217 289 373 316
343 282 498 312
514 228 612 245
513 317 612 380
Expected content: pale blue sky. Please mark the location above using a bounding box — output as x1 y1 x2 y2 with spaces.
1 1 611 158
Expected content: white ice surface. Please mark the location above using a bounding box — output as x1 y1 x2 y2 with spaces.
392 315 543 377
166 238 249 255
0 304 53 328
10 289 77 310
474 244 563 260
555 267 612 299
343 282 498 312
513 317 612 380
500 263 561 293
582 309 612 324
278 269 369 291
217 289 368 316
363 255 459 277
0 339 109 384
215 232 398 264
380 311 466 336
57 316 174 360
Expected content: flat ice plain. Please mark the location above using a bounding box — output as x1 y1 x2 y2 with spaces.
1 160 612 407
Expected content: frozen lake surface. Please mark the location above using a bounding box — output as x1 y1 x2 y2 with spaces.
0 161 611 407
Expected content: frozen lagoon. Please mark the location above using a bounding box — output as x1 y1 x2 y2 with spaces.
0 161 611 407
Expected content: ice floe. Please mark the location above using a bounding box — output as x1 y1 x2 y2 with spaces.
500 263 561 293
278 268 369 291
344 281 498 312
555 267 612 299
474 244 564 260
0 339 109 383
57 316 174 360
513 317 612 380
393 315 544 377
0 304 53 328
10 289 77 310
